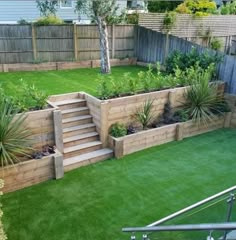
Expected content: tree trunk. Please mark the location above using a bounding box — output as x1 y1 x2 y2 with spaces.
96 17 111 74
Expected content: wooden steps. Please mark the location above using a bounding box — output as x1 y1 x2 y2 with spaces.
50 96 113 171
64 148 113 172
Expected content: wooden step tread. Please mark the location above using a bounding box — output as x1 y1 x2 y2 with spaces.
61 107 89 114
62 115 92 124
54 99 85 106
63 123 96 133
63 132 99 143
64 148 113 166
64 141 102 154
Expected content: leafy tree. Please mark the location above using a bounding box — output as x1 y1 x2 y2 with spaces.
75 0 119 74
36 0 58 17
148 1 181 13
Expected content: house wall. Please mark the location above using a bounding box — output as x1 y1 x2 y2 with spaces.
0 0 127 23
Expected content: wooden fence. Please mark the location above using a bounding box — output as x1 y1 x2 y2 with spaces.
139 14 236 53
136 26 236 94
0 24 135 64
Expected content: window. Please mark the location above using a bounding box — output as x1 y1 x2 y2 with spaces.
60 0 72 8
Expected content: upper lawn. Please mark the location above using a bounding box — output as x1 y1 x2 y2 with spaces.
0 66 146 97
2 129 236 240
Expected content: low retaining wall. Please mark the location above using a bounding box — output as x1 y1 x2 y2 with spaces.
22 107 56 150
82 82 225 147
109 114 231 158
1 151 64 193
0 58 137 73
225 94 236 128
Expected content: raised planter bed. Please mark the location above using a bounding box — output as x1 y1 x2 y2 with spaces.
109 113 232 158
0 58 137 73
0 150 64 193
81 81 225 147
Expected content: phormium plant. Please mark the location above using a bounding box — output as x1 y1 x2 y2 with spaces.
0 99 32 167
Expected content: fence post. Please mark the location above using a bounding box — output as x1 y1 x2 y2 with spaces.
31 24 37 61
164 33 169 63
53 109 64 154
111 24 115 59
73 23 78 61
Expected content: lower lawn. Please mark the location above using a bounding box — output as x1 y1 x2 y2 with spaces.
0 66 145 97
2 129 236 240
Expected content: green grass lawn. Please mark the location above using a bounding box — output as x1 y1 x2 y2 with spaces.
2 129 236 240
0 66 145 97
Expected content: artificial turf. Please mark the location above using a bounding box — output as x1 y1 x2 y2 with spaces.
2 129 236 240
0 65 146 97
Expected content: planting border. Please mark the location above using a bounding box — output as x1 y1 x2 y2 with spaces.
0 58 137 73
109 113 232 158
1 150 64 193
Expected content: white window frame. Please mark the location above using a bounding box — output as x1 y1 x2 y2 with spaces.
60 0 73 9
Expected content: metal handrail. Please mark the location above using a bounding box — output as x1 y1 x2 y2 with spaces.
147 185 236 227
122 222 236 233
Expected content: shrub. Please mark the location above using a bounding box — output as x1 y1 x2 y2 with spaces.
134 99 154 129
183 75 225 124
0 98 31 167
138 64 155 92
34 15 64 26
125 13 139 24
22 81 48 110
163 11 176 32
175 0 217 16
97 76 112 100
165 48 222 74
210 38 223 51
125 72 139 95
110 76 126 97
109 123 127 138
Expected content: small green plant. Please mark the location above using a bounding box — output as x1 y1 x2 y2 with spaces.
134 99 154 130
210 38 223 51
0 99 32 167
109 123 127 138
139 64 154 92
163 11 176 32
34 15 64 26
173 109 189 122
125 72 139 95
110 76 125 97
97 76 112 100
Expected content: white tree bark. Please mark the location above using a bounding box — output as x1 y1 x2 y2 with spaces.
97 17 111 74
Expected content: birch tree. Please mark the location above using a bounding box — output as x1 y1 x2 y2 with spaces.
75 0 119 74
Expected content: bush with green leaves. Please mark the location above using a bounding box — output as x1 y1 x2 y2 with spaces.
134 99 154 130
219 0 236 15
0 99 32 167
109 123 127 138
210 38 223 51
34 15 64 26
165 48 222 74
97 75 113 100
175 0 217 16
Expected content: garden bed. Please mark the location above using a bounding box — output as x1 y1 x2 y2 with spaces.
0 150 64 193
109 113 232 158
81 81 225 146
0 58 137 73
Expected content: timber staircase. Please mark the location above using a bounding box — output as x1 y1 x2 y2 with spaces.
50 95 113 172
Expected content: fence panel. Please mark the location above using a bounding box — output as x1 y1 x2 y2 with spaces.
0 24 135 64
136 26 236 94
0 25 33 63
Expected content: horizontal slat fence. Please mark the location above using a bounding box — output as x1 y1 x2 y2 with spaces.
139 14 236 53
136 26 236 94
0 24 135 64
